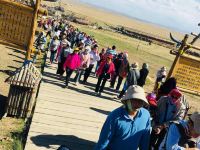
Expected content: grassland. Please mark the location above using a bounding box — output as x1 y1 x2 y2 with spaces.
0 118 25 150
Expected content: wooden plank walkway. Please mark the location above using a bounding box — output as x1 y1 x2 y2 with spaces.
25 60 121 150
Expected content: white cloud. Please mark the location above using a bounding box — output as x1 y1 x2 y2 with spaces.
79 0 200 33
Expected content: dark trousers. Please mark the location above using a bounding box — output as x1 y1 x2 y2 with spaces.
149 128 166 150
83 64 94 82
65 68 74 86
110 73 118 87
57 57 66 75
95 74 107 93
118 89 126 98
116 76 123 91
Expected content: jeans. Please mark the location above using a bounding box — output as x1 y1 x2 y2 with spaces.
50 51 57 63
74 69 84 83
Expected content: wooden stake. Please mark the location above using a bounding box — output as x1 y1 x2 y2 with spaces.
167 34 189 78
25 0 41 60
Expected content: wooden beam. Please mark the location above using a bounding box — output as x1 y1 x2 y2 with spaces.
167 34 189 78
25 0 41 60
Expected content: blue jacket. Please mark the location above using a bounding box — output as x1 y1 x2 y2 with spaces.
159 121 188 150
94 106 151 150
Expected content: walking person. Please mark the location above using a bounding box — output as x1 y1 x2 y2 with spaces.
83 44 100 84
63 48 81 88
56 39 72 76
95 85 151 150
95 54 115 96
117 62 140 99
137 63 149 87
49 35 60 64
95 48 106 72
110 52 123 88
74 46 91 85
154 66 167 92
115 52 130 91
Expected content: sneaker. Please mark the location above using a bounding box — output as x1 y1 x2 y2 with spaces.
65 85 69 88
98 92 102 97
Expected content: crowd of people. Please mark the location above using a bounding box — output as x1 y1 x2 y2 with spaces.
36 17 200 150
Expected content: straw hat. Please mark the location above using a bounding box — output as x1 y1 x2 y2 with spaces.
121 85 148 104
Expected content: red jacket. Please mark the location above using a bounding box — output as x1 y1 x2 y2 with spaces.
96 61 115 77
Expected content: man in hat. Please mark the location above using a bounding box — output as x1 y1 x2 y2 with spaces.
95 85 150 150
159 112 200 150
117 62 140 99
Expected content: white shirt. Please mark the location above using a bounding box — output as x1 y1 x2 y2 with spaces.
89 51 100 65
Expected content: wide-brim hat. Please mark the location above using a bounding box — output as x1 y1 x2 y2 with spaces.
121 85 148 104
190 112 200 134
131 62 139 69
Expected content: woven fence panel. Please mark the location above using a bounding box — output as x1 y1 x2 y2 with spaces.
0 0 34 49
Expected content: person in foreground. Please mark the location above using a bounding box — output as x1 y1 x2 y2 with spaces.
159 112 200 150
94 85 151 150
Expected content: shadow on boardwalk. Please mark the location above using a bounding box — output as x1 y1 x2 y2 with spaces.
42 77 121 103
31 134 96 150
90 107 110 115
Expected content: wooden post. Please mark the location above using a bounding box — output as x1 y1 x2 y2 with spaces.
25 0 41 60
167 34 189 78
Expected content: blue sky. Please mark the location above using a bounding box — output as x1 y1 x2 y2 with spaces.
78 0 200 33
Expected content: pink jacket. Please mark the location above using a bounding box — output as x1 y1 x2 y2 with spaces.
63 53 81 70
96 61 115 76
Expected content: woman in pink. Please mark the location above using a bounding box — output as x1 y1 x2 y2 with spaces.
74 46 91 85
63 48 81 88
95 54 115 96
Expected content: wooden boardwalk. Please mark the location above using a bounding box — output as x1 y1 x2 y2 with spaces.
25 61 121 150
